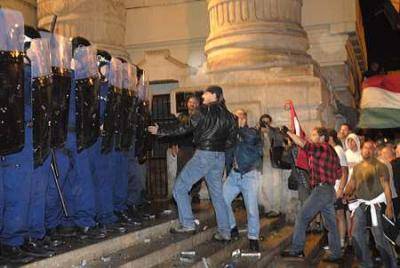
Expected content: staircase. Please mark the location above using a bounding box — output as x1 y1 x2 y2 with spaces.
21 202 344 268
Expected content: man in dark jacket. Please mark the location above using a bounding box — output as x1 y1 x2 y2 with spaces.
148 85 237 241
223 109 263 251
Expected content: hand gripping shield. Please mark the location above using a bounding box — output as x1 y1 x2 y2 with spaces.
0 9 26 156
27 38 53 167
74 45 100 153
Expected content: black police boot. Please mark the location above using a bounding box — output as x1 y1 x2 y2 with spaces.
249 239 260 252
230 226 239 240
1 244 35 264
77 226 106 240
99 223 127 234
127 204 138 218
44 228 64 248
115 210 134 225
56 226 77 238
21 239 55 258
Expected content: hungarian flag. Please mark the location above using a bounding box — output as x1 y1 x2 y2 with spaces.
286 100 309 170
358 73 400 129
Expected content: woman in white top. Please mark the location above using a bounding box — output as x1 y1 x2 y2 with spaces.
345 134 363 181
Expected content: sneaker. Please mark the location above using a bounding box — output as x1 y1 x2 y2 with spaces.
249 239 260 252
230 226 239 240
281 250 305 259
170 225 196 234
322 254 342 263
265 211 281 219
213 232 231 242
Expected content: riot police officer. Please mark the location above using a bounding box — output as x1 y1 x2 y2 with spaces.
0 10 53 262
88 50 127 233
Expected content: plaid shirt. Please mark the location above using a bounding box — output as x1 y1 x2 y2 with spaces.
304 141 342 188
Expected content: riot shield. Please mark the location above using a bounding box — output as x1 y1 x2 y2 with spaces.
74 45 100 153
101 57 122 153
27 38 53 167
0 9 25 156
120 63 137 151
41 33 72 148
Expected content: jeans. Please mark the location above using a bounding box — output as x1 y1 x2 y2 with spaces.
173 150 230 236
291 184 341 258
223 169 260 239
352 205 397 268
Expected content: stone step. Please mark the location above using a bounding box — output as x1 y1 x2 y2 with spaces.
154 215 286 268
23 202 215 268
270 232 326 268
97 209 252 268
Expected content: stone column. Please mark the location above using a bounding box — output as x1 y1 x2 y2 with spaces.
37 0 127 58
205 0 311 72
0 0 37 26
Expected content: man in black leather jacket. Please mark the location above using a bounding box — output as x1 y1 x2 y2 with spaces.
148 85 237 241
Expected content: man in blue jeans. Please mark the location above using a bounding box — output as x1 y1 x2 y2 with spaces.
281 126 343 263
223 109 263 251
148 86 237 241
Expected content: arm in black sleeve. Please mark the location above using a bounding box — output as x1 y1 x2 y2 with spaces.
225 114 238 150
157 109 203 138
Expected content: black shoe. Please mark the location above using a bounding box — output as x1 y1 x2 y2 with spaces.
230 226 239 240
1 244 35 264
56 226 77 238
77 226 107 240
44 229 64 248
281 250 305 259
127 205 138 218
249 239 260 252
99 223 127 234
21 239 55 258
322 254 342 263
115 210 133 225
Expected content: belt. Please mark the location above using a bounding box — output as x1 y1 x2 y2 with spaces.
316 182 333 187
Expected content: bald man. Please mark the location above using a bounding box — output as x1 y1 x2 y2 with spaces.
378 145 398 218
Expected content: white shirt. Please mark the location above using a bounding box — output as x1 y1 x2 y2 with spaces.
334 145 348 191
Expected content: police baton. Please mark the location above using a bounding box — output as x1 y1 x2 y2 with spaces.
50 149 69 217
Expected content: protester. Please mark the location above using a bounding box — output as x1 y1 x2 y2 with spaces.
281 127 342 262
148 85 237 242
223 109 263 251
338 123 352 150
377 144 399 218
344 141 397 268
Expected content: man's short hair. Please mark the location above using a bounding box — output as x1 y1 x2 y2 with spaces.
339 123 352 131
361 140 375 149
315 127 329 142
260 114 272 122
234 108 247 117
327 129 341 146
186 94 200 104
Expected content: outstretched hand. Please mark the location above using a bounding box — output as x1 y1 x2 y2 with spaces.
147 123 159 135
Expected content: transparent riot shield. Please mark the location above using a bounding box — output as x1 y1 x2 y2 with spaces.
101 57 122 154
41 32 73 148
27 38 53 167
0 9 26 155
74 45 100 152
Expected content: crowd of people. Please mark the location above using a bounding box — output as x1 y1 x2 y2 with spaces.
150 84 400 267
0 9 149 264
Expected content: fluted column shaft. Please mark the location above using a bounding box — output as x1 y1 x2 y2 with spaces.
37 0 127 58
205 0 311 72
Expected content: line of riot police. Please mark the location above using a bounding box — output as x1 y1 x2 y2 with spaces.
0 9 151 264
